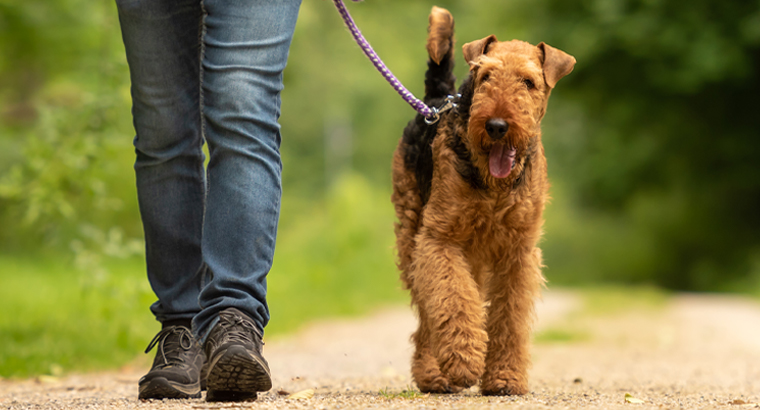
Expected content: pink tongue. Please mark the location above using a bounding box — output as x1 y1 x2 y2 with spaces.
489 143 516 178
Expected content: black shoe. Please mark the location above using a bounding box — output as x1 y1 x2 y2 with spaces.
138 325 204 400
203 308 272 402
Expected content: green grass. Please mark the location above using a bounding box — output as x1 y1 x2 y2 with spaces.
534 327 590 344
579 285 671 316
0 173 407 378
534 285 672 345
0 254 157 378
267 174 406 336
379 386 425 399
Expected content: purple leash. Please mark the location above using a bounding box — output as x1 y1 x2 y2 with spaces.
332 0 456 124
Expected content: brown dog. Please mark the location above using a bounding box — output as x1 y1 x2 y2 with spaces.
391 6 575 395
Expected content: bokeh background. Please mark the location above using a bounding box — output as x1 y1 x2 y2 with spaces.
1 0 758 378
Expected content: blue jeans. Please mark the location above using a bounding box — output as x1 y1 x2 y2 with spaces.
116 0 301 339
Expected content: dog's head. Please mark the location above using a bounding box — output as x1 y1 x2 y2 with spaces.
458 36 575 182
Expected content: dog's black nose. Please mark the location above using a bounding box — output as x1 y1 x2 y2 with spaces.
485 118 509 140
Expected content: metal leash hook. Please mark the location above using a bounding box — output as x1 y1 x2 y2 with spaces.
425 94 460 125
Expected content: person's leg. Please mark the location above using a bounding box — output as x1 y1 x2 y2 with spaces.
192 0 301 401
117 0 206 326
115 0 206 399
193 0 301 340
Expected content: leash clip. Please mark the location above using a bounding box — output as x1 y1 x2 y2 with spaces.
424 94 460 125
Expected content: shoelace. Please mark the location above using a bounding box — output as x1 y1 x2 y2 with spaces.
217 312 263 348
144 326 195 367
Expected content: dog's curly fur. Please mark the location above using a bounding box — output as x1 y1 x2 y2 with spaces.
391 6 575 396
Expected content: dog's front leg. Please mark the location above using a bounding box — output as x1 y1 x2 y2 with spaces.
409 230 487 391
481 246 544 396
409 299 457 393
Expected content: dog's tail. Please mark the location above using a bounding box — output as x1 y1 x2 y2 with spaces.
424 6 456 104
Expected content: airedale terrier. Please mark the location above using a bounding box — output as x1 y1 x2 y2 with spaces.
391 7 575 395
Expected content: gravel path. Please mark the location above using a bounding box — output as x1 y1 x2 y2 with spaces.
2 290 759 409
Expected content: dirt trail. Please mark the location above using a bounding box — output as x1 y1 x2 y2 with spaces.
2 290 759 409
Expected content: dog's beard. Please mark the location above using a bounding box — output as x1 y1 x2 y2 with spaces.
488 142 515 178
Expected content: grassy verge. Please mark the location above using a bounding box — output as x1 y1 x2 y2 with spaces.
579 285 671 315
534 285 672 345
0 254 156 378
0 174 406 379
267 174 407 335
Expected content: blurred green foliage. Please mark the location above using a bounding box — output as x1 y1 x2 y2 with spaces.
0 0 139 260
530 0 760 290
1 0 759 376
268 174 405 335
0 254 156 378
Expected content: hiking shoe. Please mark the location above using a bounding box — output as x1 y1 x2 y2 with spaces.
138 325 204 400
203 308 272 402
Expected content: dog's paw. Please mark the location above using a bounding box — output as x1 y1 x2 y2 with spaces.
416 375 462 394
413 358 463 394
480 371 528 396
439 354 485 389
447 366 482 389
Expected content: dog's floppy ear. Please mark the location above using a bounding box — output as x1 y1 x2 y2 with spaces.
462 35 498 66
538 42 576 88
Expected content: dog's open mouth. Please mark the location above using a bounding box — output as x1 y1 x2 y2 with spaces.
489 142 516 179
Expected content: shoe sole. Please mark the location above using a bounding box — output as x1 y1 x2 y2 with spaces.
139 377 201 400
205 345 272 402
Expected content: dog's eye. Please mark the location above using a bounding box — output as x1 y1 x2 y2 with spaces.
481 73 490 83
522 78 535 90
